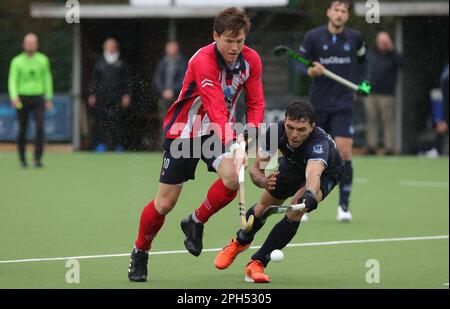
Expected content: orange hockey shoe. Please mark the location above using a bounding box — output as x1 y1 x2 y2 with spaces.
214 238 250 270
244 260 270 283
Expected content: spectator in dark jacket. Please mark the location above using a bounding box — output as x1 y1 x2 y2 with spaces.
88 38 132 152
153 41 187 134
364 31 404 155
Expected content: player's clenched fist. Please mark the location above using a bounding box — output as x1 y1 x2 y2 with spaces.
301 189 318 212
263 171 279 191
307 62 325 78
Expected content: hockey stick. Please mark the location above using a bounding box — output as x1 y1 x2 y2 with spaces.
273 45 371 96
261 202 307 218
239 202 306 233
238 141 254 232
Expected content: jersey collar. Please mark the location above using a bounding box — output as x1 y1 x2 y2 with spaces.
213 43 246 74
324 25 348 41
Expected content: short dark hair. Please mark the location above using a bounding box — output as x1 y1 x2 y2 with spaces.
214 7 251 36
285 101 316 124
329 0 351 10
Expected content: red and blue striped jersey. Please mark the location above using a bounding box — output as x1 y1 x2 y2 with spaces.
163 43 265 146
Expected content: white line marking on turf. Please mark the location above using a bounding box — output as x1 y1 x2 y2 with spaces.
354 177 369 184
399 180 448 188
281 235 449 248
0 235 447 265
351 178 448 188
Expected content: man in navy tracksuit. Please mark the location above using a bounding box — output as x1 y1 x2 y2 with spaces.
297 0 369 222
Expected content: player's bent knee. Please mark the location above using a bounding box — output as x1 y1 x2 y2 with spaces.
337 144 352 158
340 150 352 160
155 197 177 215
217 159 240 191
335 138 353 160
254 203 268 218
221 175 239 191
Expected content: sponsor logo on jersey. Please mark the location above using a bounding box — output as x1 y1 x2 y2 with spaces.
319 56 351 65
313 145 324 154
343 42 351 52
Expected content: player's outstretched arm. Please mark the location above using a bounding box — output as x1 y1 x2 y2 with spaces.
297 160 326 212
304 160 325 196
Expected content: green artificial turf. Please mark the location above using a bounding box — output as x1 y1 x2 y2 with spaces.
0 152 448 289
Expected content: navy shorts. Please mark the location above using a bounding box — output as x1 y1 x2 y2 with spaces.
268 157 343 201
159 135 226 185
315 109 354 138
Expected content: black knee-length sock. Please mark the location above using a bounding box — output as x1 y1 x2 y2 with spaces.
339 160 353 211
236 204 267 245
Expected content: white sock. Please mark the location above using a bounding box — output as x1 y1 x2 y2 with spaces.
191 212 201 223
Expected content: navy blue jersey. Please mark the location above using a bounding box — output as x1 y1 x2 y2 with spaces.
298 25 369 111
262 121 343 177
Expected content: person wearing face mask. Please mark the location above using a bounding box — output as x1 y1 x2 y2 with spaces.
88 38 132 153
8 33 54 168
364 31 404 156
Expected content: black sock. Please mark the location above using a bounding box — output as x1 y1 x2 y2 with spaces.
339 160 353 211
236 204 267 246
435 133 445 153
251 216 300 267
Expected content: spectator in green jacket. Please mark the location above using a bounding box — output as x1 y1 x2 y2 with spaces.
8 33 54 168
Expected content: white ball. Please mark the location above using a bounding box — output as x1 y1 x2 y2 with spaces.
270 249 284 262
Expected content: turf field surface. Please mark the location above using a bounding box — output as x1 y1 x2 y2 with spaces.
0 153 448 289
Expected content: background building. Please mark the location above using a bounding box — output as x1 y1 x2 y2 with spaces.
0 0 448 153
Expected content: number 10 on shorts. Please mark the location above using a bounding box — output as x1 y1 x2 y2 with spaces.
163 158 170 169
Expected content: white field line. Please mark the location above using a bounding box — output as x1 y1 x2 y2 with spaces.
0 235 447 265
354 177 369 184
399 180 449 188
354 178 448 188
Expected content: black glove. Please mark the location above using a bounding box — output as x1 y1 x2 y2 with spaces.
301 189 318 213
